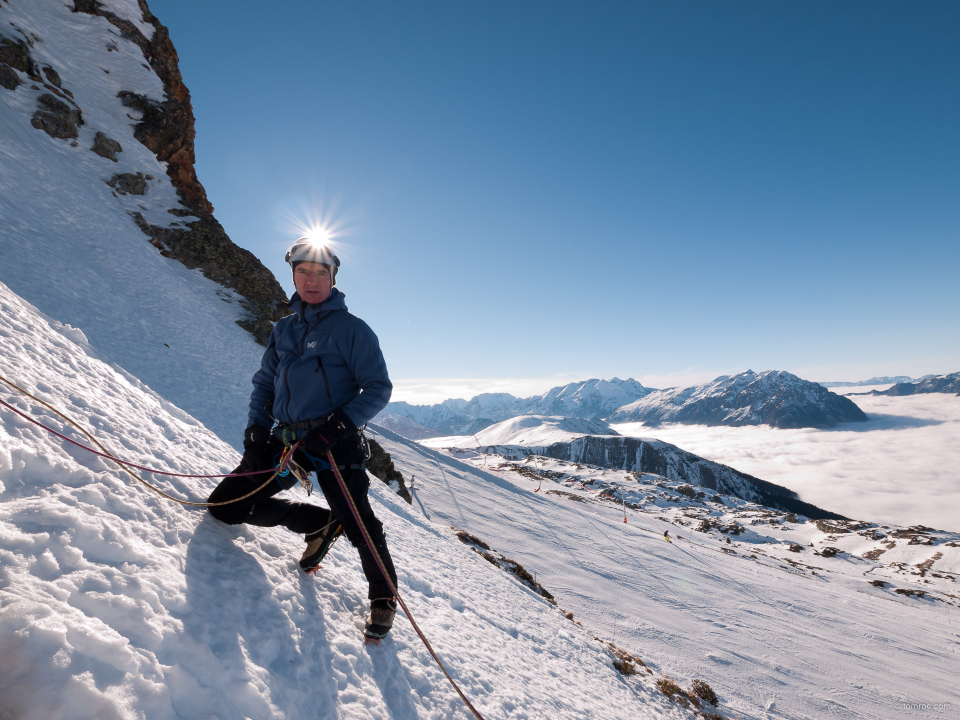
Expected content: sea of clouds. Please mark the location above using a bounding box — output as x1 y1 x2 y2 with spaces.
613 388 960 533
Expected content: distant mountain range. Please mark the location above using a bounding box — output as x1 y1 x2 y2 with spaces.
871 372 960 397
608 370 866 428
375 378 652 437
381 370 869 436
819 376 929 388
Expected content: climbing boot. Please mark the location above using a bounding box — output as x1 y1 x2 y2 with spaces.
300 518 343 574
364 597 398 642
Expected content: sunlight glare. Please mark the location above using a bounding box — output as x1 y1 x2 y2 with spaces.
304 225 332 248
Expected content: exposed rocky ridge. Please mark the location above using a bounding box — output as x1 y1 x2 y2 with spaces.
873 372 960 397
70 0 289 344
377 378 653 438
469 435 846 519
609 370 867 429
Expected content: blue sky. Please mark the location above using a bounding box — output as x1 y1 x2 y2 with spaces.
148 0 959 401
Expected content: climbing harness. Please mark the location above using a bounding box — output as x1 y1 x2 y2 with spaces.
0 373 300 507
327 452 487 719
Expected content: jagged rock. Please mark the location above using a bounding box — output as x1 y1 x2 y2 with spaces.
107 172 147 195
41 65 61 87
167 207 193 217
117 89 208 211
130 212 288 345
815 519 850 534
91 131 123 161
74 0 213 216
365 437 412 503
31 93 83 139
72 1 290 345
0 37 32 74
42 83 73 102
0 63 18 91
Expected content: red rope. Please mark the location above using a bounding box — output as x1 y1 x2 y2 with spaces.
0 384 301 507
0 396 275 479
327 451 488 720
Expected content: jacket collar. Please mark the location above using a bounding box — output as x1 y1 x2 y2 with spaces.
289 287 347 322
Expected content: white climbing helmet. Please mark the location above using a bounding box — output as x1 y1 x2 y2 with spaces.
285 237 340 284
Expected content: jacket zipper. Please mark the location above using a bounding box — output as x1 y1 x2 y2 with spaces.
315 356 334 407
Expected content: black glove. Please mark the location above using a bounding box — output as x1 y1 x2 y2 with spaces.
239 424 275 473
304 408 357 457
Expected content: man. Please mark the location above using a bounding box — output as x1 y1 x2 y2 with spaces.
207 237 399 640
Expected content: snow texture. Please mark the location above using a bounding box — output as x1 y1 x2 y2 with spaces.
0 279 697 720
0 0 264 448
377 426 960 720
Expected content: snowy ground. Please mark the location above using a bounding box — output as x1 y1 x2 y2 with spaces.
0 0 265 447
1 280 708 720
386 427 960 720
612 390 960 533
423 415 617 449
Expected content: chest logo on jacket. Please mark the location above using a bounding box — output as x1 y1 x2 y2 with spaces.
307 341 316 349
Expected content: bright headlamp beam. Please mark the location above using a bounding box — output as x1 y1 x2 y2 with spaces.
304 226 332 247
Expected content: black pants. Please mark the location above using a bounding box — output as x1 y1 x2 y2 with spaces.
207 436 398 599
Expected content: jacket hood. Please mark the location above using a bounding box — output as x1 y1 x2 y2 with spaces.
289 287 348 322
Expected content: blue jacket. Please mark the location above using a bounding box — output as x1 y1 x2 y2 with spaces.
248 288 392 430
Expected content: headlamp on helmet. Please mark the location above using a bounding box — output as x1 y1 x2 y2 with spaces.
285 238 341 284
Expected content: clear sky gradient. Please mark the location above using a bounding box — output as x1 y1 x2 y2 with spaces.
148 0 959 401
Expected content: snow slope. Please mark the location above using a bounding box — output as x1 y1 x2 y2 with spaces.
423 415 619 449
374 426 960 720
0 279 702 720
0 0 265 447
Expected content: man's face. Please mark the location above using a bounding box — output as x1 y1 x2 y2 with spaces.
294 262 333 305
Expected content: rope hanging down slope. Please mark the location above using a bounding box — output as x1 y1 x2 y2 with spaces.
0 373 489 719
0 374 296 507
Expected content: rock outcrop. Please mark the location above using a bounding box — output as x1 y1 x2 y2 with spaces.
72 0 289 344
477 434 846 520
365 437 412 504
30 93 83 139
91 131 122 161
107 172 148 195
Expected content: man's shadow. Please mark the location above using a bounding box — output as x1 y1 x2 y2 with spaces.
178 514 342 718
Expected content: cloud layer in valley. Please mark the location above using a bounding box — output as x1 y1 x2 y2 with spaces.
613 389 960 532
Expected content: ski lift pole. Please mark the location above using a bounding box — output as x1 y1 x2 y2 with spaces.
472 434 487 468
